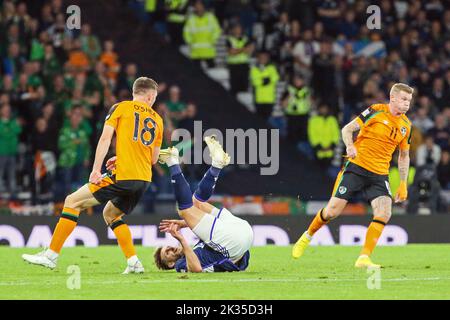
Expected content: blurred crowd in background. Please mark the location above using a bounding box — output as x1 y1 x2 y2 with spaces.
129 0 450 211
0 0 199 209
0 0 449 213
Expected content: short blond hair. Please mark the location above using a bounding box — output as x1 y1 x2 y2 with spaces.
390 83 414 96
132 77 158 95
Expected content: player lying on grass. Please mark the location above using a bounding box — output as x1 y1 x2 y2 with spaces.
22 77 163 274
292 83 413 268
153 136 253 272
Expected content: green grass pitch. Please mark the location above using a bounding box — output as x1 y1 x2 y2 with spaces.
1 245 449 299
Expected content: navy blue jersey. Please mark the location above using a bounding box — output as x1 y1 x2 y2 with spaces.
175 242 250 273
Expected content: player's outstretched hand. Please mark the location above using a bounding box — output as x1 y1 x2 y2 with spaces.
106 156 117 171
394 181 408 203
159 219 187 232
89 170 103 185
167 223 184 241
346 145 357 159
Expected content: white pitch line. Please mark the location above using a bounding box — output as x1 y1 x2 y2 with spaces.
0 277 448 286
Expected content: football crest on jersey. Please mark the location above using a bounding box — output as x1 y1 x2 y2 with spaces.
339 186 347 194
400 126 407 136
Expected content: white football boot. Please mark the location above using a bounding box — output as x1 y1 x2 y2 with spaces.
204 135 230 168
158 147 180 166
122 256 145 274
22 248 58 269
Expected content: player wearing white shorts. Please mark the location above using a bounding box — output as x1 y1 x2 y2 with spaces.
154 136 253 272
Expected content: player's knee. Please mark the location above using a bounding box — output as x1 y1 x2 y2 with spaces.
324 204 340 220
64 193 80 210
103 213 114 225
103 209 120 225
372 196 392 221
102 210 111 221
374 210 392 222
323 209 334 220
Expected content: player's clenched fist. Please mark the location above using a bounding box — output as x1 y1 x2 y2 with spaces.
395 181 408 203
89 170 103 185
346 145 357 159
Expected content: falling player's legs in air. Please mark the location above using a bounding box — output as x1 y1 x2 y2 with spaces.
159 136 252 263
159 135 230 230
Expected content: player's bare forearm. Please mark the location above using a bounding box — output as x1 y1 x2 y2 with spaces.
92 138 111 172
341 119 360 158
341 119 360 148
398 149 410 182
395 149 410 202
93 125 115 172
180 239 202 272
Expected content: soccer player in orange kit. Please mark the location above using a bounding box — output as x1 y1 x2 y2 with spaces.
292 83 413 268
22 77 163 274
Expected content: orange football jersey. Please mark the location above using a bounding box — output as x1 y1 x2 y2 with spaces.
105 100 163 181
351 103 412 175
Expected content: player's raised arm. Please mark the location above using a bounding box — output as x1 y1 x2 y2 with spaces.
90 124 115 184
341 118 360 159
168 224 202 272
180 240 202 273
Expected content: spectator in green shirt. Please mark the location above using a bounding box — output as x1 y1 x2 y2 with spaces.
0 103 22 193
62 86 94 136
116 63 137 99
79 23 101 63
42 44 62 89
57 106 91 197
85 61 107 98
46 75 71 119
165 85 186 126
29 34 45 62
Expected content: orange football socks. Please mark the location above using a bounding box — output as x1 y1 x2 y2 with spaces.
360 219 387 256
49 207 80 253
307 208 329 237
111 218 136 259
